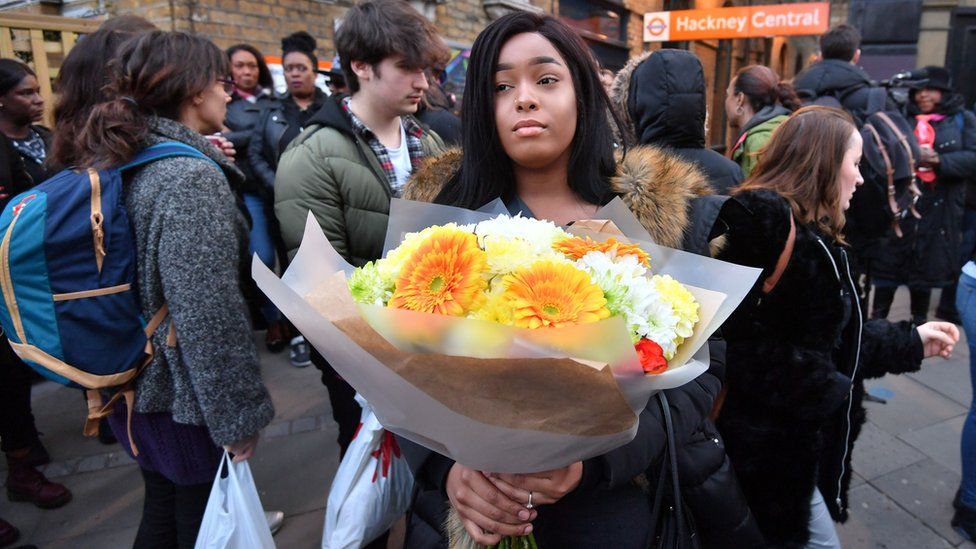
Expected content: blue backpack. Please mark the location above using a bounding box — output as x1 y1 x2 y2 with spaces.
0 142 214 453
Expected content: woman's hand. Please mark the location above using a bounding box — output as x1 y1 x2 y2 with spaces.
920 147 940 166
207 134 236 161
223 434 259 463
489 461 583 508
917 321 959 359
446 463 535 545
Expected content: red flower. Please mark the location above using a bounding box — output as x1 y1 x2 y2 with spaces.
636 339 667 375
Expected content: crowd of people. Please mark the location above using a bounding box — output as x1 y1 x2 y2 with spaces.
0 2 974 548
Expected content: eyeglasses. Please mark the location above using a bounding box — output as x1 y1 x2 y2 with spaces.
218 78 236 94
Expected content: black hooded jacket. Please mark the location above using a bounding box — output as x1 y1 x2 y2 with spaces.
793 59 896 119
610 49 743 194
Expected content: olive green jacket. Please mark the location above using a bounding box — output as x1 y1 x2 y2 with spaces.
732 108 790 177
274 97 447 266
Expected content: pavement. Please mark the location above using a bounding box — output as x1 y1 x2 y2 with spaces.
0 287 973 548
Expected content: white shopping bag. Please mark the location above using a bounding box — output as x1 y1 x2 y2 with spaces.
195 451 276 549
323 395 414 549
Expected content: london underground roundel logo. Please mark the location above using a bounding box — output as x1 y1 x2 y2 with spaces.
646 17 668 37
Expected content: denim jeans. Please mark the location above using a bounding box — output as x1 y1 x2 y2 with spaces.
957 271 976 508
243 192 282 324
805 488 841 549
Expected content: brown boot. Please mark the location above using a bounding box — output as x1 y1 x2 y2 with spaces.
0 517 19 548
5 455 72 509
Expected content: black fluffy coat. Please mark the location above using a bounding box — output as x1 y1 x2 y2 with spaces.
715 189 923 547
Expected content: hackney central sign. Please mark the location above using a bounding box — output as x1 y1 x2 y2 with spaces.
644 2 829 42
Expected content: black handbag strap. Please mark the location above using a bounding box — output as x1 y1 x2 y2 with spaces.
649 391 696 548
659 392 687 535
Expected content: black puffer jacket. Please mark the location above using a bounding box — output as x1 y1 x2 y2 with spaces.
224 90 276 198
715 189 924 547
873 93 976 287
793 59 897 119
610 49 743 195
399 147 761 548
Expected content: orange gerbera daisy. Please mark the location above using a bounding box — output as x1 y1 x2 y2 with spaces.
388 227 487 316
554 236 650 266
501 261 610 329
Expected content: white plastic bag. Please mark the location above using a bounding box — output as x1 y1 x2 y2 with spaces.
195 451 276 549
323 395 414 549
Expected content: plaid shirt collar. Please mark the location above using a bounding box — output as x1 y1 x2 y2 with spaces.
341 96 425 196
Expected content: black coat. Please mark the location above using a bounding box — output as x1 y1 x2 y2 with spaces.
416 106 461 147
0 133 33 211
400 146 762 549
10 125 53 186
715 189 923 547
610 49 744 195
872 94 976 287
793 59 897 118
247 90 327 191
224 90 276 197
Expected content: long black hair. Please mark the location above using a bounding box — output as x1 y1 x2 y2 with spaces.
226 43 274 91
434 12 620 209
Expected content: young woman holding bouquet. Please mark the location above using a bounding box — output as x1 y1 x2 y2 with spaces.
714 106 959 547
400 12 761 548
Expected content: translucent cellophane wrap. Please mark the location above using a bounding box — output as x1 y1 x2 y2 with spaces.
254 198 760 473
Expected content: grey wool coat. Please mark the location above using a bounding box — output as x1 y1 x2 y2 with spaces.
124 117 275 446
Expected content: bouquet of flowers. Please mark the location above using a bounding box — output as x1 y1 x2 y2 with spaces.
254 198 759 474
348 214 699 375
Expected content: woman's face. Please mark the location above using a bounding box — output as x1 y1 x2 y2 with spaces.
493 32 577 171
838 129 864 211
230 50 260 93
1 74 44 126
283 52 316 97
194 77 232 135
724 78 742 128
914 88 943 114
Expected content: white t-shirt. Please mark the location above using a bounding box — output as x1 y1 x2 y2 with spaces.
387 123 412 194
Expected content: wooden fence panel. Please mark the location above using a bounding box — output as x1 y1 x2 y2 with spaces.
0 15 101 127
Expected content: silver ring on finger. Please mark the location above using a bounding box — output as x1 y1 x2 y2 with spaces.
526 491 534 509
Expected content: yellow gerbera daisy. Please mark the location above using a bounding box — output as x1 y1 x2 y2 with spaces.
388 227 487 316
554 236 650 266
501 261 610 329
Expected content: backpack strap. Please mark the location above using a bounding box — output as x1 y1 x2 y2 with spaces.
867 87 888 116
82 303 176 456
119 142 218 172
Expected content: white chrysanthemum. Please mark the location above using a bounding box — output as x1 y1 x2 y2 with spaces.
481 236 570 277
576 251 682 357
475 214 570 255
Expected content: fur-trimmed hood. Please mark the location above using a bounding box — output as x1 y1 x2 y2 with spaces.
404 145 714 250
